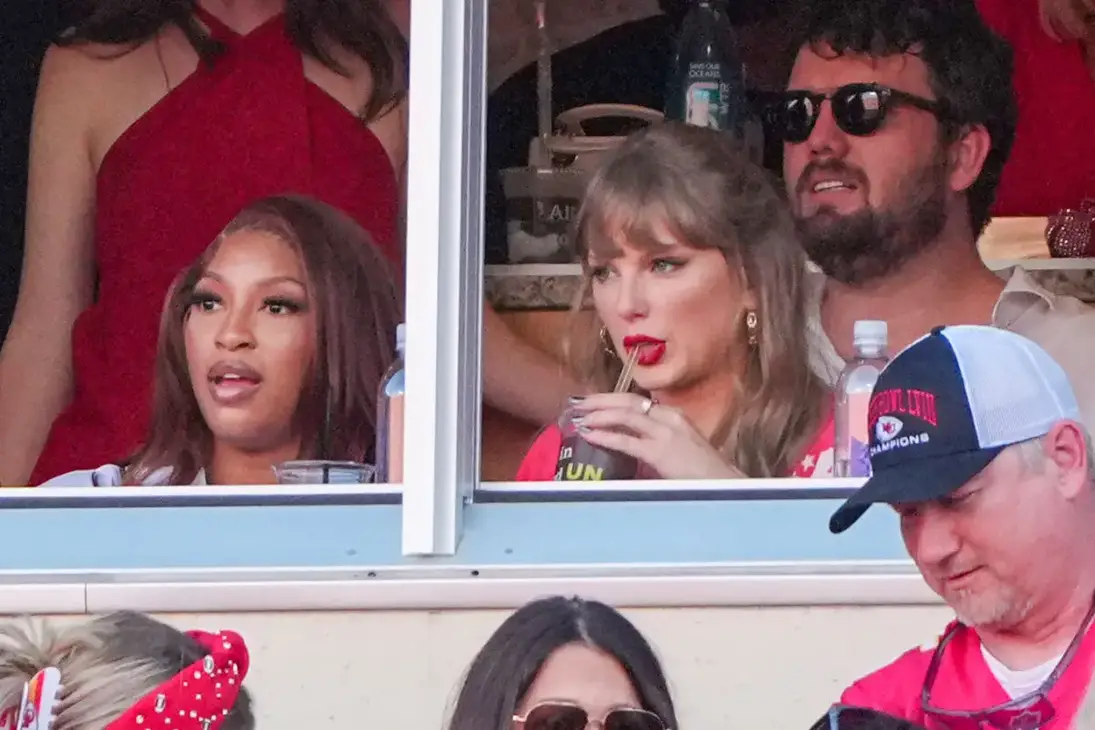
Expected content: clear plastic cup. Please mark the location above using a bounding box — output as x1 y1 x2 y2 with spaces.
272 460 376 485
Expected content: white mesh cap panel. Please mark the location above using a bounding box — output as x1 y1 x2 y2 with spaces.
945 325 1081 449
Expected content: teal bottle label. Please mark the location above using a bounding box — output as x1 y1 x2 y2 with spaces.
684 62 730 129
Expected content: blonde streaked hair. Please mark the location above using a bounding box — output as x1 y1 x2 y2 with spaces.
1040 0 1095 40
0 612 254 730
567 122 828 478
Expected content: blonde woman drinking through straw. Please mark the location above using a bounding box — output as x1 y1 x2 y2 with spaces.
517 122 834 481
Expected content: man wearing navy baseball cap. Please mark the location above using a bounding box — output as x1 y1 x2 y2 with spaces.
830 325 1095 729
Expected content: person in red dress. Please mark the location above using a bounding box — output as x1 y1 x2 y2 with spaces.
975 0 1095 215
516 123 834 482
0 0 578 485
0 0 405 485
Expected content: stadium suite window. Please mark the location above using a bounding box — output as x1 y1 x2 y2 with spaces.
0 5 479 504
0 1 481 575
19 2 849 516
462 1 854 503
0 3 877 583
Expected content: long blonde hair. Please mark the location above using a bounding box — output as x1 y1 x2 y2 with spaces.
567 122 827 478
0 612 254 730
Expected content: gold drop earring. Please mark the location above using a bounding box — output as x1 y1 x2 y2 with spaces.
746 310 759 347
600 326 618 358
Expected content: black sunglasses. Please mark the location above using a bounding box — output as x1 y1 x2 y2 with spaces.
766 83 952 144
809 705 924 730
514 701 669 730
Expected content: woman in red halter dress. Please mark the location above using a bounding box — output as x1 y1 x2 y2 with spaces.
0 0 407 484
974 0 1095 215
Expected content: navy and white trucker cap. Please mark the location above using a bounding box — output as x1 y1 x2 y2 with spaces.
829 324 1081 534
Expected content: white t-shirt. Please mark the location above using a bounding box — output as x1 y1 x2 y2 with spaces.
980 643 1062 699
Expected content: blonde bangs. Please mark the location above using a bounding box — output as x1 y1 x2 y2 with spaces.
576 174 720 265
563 123 826 477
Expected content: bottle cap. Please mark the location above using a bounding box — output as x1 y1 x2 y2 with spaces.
853 319 887 346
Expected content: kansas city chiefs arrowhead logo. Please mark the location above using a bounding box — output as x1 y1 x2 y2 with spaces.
876 416 903 443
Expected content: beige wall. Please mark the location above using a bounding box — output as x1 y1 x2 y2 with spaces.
37 604 952 730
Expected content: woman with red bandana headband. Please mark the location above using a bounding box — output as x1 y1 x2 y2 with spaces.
0 611 253 730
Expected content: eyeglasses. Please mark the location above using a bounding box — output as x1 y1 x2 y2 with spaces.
766 83 952 144
513 701 668 730
920 596 1095 730
810 705 918 730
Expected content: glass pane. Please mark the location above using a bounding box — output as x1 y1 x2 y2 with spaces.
1 2 419 493
475 1 834 492
429 0 1095 507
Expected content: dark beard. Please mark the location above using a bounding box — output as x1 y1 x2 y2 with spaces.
793 155 949 286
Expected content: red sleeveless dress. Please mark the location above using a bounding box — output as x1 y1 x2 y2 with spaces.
30 9 400 484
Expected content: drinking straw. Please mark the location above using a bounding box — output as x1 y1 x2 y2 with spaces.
613 346 642 393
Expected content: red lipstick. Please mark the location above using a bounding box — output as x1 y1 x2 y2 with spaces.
622 335 666 366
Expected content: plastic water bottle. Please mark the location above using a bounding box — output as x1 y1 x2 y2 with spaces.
834 321 889 478
665 0 763 162
375 323 406 484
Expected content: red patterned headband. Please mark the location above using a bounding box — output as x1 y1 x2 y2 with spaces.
105 630 250 730
0 630 249 730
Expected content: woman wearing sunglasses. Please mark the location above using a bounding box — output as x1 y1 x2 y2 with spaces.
446 596 677 730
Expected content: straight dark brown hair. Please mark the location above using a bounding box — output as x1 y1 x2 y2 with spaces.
124 194 403 485
57 0 406 121
447 596 678 730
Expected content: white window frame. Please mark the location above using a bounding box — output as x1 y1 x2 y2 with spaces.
400 0 488 556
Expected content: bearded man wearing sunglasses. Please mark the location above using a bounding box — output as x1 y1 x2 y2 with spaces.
773 0 1095 427
828 325 1095 730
